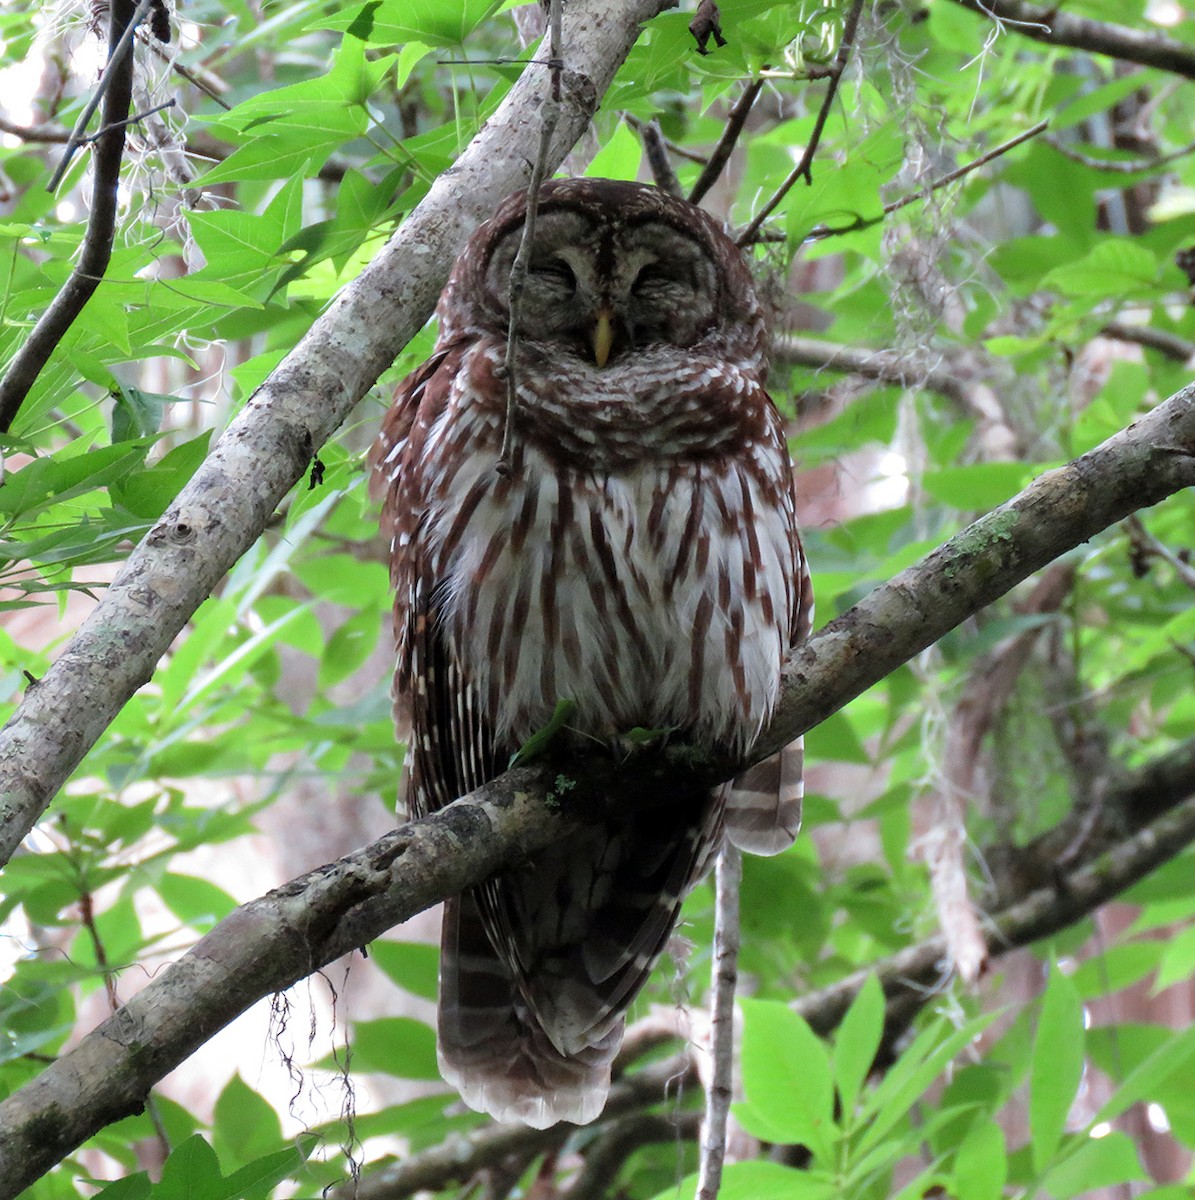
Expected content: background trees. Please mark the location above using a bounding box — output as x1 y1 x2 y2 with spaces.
2 0 1195 1196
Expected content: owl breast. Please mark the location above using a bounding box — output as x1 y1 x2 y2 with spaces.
419 338 798 754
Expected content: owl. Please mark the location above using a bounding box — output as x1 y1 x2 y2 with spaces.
373 178 812 1129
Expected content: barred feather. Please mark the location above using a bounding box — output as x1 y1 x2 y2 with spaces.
373 179 812 1127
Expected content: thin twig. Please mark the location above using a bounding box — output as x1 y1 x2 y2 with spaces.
0 115 70 143
497 0 564 474
144 35 233 110
639 118 682 196
0 0 142 434
688 79 763 205
797 120 1050 245
696 842 741 1200
736 0 865 247
625 114 710 164
1101 320 1195 363
949 0 1195 80
1125 513 1195 589
79 99 176 144
47 0 157 192
1045 134 1195 173
561 1112 702 1200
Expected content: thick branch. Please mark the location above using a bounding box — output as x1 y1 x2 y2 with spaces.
0 0 677 869
0 0 140 433
949 0 1195 79
757 383 1195 761
1 386 1193 1195
343 1055 696 1200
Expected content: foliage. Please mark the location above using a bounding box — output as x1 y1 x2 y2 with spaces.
2 0 1195 1196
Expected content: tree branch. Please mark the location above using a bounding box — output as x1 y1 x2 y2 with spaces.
0 0 678 869
949 0 1195 80
0 0 142 434
336 1054 697 1200
1 384 1194 1195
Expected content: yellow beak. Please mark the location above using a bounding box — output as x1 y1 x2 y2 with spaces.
592 308 615 367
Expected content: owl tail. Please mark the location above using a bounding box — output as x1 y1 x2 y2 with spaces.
436 894 621 1129
726 737 804 856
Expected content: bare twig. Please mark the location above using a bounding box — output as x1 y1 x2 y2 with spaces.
0 115 70 143
639 118 682 196
1101 321 1195 363
687 79 763 205
950 0 1195 80
625 114 710 164
877 121 1049 221
562 1112 702 1200
1045 134 1195 173
78 99 176 145
497 0 564 474
0 0 143 433
1125 513 1195 589
336 1053 697 1200
47 0 157 192
736 0 865 247
143 35 233 110
795 121 1049 245
696 842 741 1200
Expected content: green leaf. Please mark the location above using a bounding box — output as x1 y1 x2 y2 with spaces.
1039 1131 1145 1199
833 973 884 1121
953 1120 1006 1200
1093 1023 1195 1124
91 1175 152 1200
584 121 642 182
805 709 870 765
509 698 577 766
213 1075 283 1164
351 1016 440 1079
922 463 1036 511
157 1135 223 1200
1043 239 1161 299
369 939 440 1002
0 440 152 518
734 999 835 1158
649 1160 836 1200
215 1137 316 1200
1152 922 1195 992
856 1014 996 1159
315 0 510 47
319 608 382 689
110 384 173 442
1029 965 1085 1173
156 874 239 934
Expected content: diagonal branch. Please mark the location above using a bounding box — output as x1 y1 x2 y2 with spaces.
949 0 1195 79
1 383 1194 1196
0 0 679 869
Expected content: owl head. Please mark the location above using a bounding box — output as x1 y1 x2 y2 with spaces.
439 178 768 375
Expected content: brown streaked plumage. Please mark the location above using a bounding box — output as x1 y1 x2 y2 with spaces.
372 178 812 1129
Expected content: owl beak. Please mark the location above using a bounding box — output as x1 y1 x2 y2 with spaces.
592 307 615 367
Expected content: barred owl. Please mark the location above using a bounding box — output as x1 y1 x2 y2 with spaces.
373 178 812 1128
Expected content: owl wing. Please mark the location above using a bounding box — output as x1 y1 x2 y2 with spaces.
725 444 814 857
